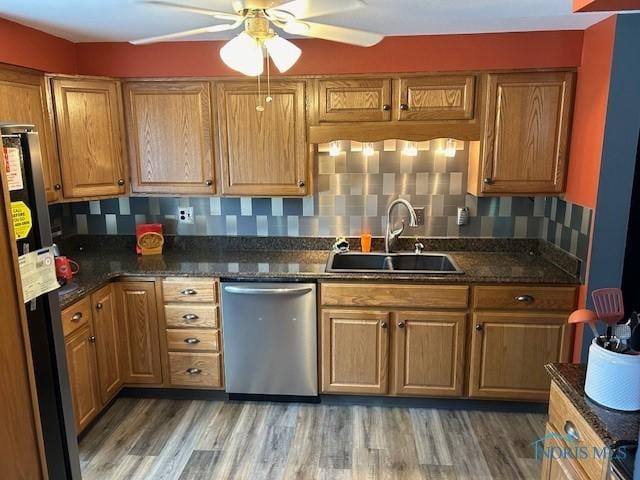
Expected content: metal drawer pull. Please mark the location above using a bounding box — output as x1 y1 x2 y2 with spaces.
88 335 96 343
514 294 534 304
180 288 197 296
71 312 83 322
182 313 199 321
184 337 200 345
563 421 581 441
397 321 405 328
224 286 312 296
186 367 201 375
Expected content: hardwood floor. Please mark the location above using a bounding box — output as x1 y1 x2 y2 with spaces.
79 398 546 479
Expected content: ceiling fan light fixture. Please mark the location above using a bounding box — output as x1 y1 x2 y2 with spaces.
283 21 310 35
220 31 264 76
264 35 301 73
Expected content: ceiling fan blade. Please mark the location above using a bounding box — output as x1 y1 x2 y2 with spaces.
282 21 383 47
140 1 241 21
270 0 364 19
130 22 241 45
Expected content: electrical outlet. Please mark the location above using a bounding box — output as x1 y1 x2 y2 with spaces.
414 207 425 226
178 207 194 224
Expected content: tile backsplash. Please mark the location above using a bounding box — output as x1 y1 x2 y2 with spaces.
49 139 592 265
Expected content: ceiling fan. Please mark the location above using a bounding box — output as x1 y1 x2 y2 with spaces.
132 0 384 76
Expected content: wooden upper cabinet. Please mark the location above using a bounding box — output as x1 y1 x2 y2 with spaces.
0 65 61 202
318 78 392 122
123 81 216 194
90 284 122 404
216 80 308 196
320 309 389 395
116 281 163 385
472 71 574 195
392 311 466 397
397 75 475 121
65 325 100 433
468 311 572 401
51 77 128 198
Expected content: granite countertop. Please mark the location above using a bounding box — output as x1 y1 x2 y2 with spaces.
546 363 640 447
56 235 580 309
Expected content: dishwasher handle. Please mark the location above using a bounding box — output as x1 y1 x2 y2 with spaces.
223 285 313 296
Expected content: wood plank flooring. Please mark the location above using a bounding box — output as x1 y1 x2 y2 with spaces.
79 398 546 480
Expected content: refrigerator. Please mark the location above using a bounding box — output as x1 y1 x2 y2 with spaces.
1 124 81 479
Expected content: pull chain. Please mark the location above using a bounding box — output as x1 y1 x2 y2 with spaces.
256 72 264 112
266 54 272 104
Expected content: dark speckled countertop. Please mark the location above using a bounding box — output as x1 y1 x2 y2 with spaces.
546 363 640 447
56 235 580 309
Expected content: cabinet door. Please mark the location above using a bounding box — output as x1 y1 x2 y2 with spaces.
216 80 308 196
124 81 215 195
0 66 61 202
65 325 100 433
469 311 572 400
318 78 392 122
52 77 127 198
480 71 574 194
91 284 122 404
540 424 590 480
116 281 163 384
397 75 475 121
392 311 466 397
320 309 389 394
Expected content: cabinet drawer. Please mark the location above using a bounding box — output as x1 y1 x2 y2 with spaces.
162 278 217 303
166 329 219 352
168 352 222 388
61 297 91 337
164 304 218 328
473 285 576 311
321 283 468 309
548 382 606 480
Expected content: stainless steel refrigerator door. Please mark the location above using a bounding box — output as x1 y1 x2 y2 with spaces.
221 283 318 396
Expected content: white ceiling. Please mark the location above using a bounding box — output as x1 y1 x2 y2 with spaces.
0 0 610 43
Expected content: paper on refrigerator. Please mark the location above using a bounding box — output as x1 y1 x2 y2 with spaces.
18 247 59 303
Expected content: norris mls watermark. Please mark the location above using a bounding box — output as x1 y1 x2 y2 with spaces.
530 432 629 461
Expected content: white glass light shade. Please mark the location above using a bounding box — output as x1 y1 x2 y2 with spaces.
264 35 301 73
220 32 264 76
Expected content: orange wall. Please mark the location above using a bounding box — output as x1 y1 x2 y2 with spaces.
564 16 616 209
574 0 640 11
75 30 584 77
0 18 76 73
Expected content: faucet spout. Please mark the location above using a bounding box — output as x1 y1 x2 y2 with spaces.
385 198 418 253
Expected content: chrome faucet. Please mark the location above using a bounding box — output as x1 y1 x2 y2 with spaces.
385 198 418 253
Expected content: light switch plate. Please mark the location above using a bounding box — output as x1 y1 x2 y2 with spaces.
414 207 425 226
178 207 194 224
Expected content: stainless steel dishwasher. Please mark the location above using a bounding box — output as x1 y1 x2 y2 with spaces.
221 282 318 396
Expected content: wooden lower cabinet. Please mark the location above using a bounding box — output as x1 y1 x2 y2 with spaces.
469 311 572 400
540 423 591 480
91 284 122 404
393 311 466 397
321 309 390 394
116 281 163 385
65 325 100 432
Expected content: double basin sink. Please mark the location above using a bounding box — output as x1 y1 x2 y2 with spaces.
326 251 463 274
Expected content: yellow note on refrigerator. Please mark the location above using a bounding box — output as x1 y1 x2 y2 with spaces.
18 247 60 303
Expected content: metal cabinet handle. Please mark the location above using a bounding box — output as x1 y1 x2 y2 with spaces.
475 324 483 331
397 321 405 328
96 303 103 310
184 337 200 345
514 294 534 304
483 177 494 185
382 104 391 111
205 179 213 186
186 367 201 375
298 180 305 188
117 178 125 186
71 312 83 322
564 421 581 442
88 335 96 343
180 288 197 296
54 183 62 191
380 321 388 329
182 313 199 321
399 103 409 111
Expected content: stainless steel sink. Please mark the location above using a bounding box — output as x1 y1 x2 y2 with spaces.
326 252 463 274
